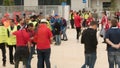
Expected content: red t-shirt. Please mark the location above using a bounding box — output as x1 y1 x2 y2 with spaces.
74 15 81 27
13 29 30 46
86 17 94 26
101 15 108 25
34 24 53 50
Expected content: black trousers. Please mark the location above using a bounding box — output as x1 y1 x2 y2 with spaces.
37 48 51 68
14 46 29 68
0 43 6 63
70 19 74 28
76 27 81 40
8 45 16 62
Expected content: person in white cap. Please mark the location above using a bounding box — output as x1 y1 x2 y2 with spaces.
34 19 53 68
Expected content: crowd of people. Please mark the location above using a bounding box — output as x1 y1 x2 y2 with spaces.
0 12 68 68
0 8 120 68
70 9 120 68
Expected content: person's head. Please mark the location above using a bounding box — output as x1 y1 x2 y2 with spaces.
27 23 34 30
54 14 59 19
102 11 107 16
89 21 98 30
10 19 15 26
19 18 25 26
76 12 79 15
40 19 47 24
4 13 10 20
111 19 118 27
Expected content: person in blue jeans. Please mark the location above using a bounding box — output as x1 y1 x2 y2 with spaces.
54 21 62 45
61 17 68 41
105 19 120 68
25 23 35 68
81 21 98 68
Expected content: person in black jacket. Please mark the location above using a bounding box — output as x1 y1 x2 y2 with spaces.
54 22 62 45
81 21 98 68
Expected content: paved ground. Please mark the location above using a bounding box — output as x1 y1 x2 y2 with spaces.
0 28 109 68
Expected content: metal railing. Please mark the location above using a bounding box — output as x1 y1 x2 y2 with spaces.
0 5 70 19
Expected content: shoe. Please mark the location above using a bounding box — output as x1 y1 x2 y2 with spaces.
10 62 14 65
61 39 64 40
3 62 6 67
54 43 57 45
64 39 68 41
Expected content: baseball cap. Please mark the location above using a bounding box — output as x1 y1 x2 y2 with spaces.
41 19 47 23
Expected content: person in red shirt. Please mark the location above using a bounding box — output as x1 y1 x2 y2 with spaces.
34 19 53 68
101 11 108 28
13 28 30 68
100 11 108 43
86 13 94 26
25 23 35 68
74 12 82 40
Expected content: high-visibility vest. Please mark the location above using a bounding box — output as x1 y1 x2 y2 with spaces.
7 26 17 45
85 14 89 19
69 13 74 20
0 26 8 43
29 20 37 27
32 21 37 27
46 21 52 30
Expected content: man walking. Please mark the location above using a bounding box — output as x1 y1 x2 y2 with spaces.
0 22 7 66
74 12 82 40
81 21 98 68
105 19 120 68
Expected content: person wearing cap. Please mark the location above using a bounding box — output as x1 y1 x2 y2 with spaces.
0 21 7 66
7 19 17 65
34 19 53 68
3 13 11 28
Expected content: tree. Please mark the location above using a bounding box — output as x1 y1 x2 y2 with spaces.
3 0 14 6
110 0 116 10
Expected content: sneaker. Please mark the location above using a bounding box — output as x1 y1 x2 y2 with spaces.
10 62 14 65
64 39 68 41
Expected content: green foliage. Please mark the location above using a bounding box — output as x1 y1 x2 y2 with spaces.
3 0 14 6
110 0 116 10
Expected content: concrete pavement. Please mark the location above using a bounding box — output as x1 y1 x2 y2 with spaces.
0 29 109 68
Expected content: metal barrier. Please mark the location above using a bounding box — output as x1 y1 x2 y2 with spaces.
0 5 70 20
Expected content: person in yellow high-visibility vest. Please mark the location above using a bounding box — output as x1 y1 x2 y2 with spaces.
7 19 17 65
0 22 7 67
70 11 75 28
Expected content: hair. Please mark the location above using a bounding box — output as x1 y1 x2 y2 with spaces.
10 19 14 23
90 21 98 26
111 19 118 27
27 23 33 28
102 11 107 16
76 12 79 15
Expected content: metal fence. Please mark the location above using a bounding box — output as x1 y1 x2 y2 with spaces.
0 5 70 19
